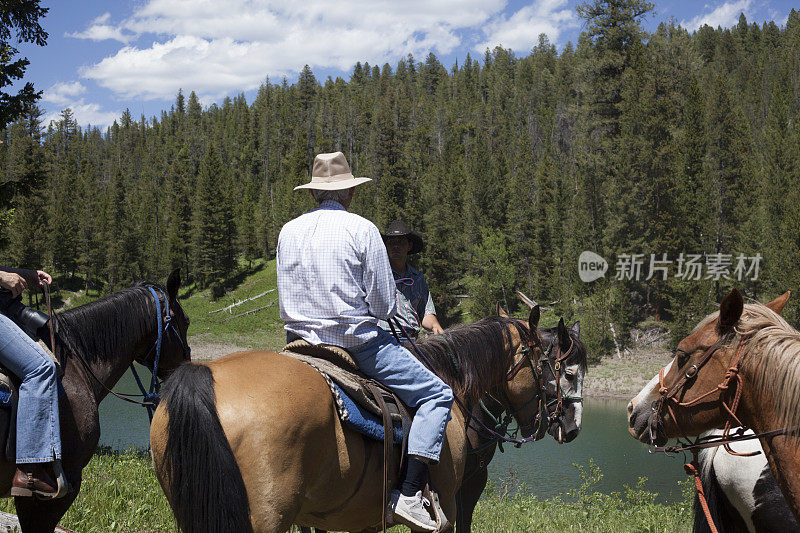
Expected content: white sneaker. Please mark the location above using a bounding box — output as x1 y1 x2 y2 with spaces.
389 489 438 531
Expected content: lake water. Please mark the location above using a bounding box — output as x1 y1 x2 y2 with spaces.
99 371 687 502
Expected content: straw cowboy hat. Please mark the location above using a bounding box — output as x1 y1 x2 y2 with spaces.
294 151 372 191
382 220 424 254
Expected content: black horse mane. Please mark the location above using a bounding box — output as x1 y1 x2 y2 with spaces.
415 316 529 403
54 281 160 362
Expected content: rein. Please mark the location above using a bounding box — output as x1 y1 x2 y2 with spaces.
388 317 554 448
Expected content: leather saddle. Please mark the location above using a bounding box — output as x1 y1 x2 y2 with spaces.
282 340 413 526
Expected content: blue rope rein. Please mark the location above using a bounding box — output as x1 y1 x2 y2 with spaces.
129 286 169 421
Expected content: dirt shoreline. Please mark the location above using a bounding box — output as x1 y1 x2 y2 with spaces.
188 338 672 401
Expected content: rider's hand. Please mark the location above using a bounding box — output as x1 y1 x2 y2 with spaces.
35 270 52 287
431 325 444 335
0 271 28 298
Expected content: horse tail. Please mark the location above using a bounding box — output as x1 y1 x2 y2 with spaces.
160 363 252 533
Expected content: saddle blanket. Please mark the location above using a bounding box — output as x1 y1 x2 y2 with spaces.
331 381 403 444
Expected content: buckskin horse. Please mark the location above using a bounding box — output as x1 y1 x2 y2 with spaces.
628 289 800 526
150 306 580 532
300 310 588 533
1 269 190 533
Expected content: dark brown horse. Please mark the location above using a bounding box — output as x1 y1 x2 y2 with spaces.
454 316 586 532
628 289 800 524
1 269 190 532
151 308 569 532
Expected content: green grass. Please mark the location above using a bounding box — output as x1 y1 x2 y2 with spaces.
178 259 285 350
470 460 693 533
0 455 693 532
0 448 177 533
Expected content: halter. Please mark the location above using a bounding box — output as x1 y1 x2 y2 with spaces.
541 336 584 424
649 333 753 456
129 286 191 420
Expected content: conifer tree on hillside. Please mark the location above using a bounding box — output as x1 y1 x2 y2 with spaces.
191 144 234 292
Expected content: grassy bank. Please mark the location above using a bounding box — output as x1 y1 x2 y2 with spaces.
0 451 693 532
0 448 176 532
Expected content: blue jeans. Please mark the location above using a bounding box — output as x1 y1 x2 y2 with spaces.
0 313 61 463
350 329 453 462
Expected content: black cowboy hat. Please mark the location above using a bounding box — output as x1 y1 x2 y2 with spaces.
381 220 424 254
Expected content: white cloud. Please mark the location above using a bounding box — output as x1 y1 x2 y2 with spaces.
476 0 578 53
42 81 120 130
44 103 121 132
43 81 87 106
67 12 134 43
78 0 512 102
682 0 752 31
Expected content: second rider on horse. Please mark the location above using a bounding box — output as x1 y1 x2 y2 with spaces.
276 152 454 532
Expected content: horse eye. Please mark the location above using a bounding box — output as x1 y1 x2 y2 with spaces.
565 371 575 380
676 350 689 367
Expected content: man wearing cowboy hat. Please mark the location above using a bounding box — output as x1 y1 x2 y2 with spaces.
276 152 453 531
381 220 444 340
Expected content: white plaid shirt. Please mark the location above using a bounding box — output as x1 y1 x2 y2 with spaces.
277 200 397 347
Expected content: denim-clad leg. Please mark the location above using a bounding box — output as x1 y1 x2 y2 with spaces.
350 329 453 463
0 313 61 463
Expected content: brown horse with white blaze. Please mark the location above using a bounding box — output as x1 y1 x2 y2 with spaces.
150 308 553 532
627 289 800 524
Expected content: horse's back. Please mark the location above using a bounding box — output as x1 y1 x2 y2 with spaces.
206 350 337 441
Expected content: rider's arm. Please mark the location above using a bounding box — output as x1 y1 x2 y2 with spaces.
421 313 444 335
418 278 443 334
362 226 398 321
0 267 50 286
0 268 51 297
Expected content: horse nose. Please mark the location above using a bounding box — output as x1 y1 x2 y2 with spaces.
562 427 579 443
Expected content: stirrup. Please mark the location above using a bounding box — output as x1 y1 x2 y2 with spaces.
422 484 451 533
44 460 70 500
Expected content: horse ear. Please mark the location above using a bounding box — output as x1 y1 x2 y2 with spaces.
718 288 744 331
557 317 570 350
496 303 509 318
571 320 580 338
765 291 791 315
167 268 181 300
528 305 540 330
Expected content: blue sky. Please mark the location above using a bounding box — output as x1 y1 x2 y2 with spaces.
11 0 796 131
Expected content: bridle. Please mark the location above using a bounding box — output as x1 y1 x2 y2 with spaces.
649 329 797 533
469 321 583 448
497 320 549 442
129 286 191 419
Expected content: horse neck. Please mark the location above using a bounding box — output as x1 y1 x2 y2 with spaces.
57 300 156 404
740 373 800 521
